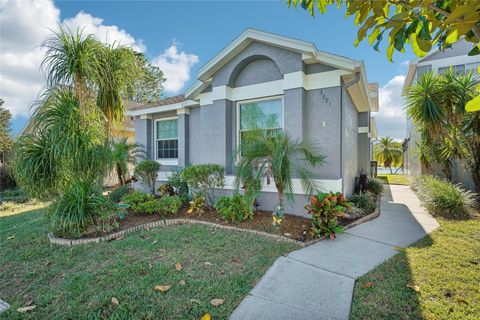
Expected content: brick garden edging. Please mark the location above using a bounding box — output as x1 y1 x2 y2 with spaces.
48 196 380 247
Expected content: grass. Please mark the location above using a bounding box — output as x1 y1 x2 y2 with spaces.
378 174 409 185
0 208 299 319
350 217 480 320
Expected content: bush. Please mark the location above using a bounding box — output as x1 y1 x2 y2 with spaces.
158 183 175 197
411 175 477 219
366 178 384 195
187 194 205 215
215 194 253 223
305 192 352 239
0 165 16 189
108 185 131 203
122 191 154 213
156 195 182 215
0 188 29 204
182 164 224 206
135 160 160 195
168 168 189 200
349 193 376 214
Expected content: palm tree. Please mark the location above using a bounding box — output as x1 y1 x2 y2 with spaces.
235 130 325 214
373 137 403 174
110 137 145 185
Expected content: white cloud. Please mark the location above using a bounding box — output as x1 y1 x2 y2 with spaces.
152 44 199 93
63 11 146 53
372 75 406 140
0 0 147 118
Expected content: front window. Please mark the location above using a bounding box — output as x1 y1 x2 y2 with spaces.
238 97 283 152
155 118 178 159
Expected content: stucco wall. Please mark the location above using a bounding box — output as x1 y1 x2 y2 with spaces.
342 89 359 195
234 58 282 87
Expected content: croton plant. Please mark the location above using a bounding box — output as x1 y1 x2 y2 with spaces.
305 192 352 240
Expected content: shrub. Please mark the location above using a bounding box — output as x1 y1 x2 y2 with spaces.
0 165 16 189
411 175 477 218
305 192 352 239
182 164 224 206
168 168 189 200
122 191 154 213
156 195 182 215
135 160 160 195
0 188 29 204
48 181 117 237
108 185 131 203
366 178 384 195
187 194 205 215
349 193 376 214
215 194 253 223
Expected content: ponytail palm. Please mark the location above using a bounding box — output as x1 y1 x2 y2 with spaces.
235 130 325 213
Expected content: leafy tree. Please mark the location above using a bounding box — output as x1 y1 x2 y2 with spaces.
235 130 325 215
110 138 146 185
287 0 480 60
129 54 165 103
373 136 403 173
0 99 13 156
406 70 480 192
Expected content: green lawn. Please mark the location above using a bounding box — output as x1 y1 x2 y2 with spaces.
378 174 410 185
0 207 298 319
350 218 480 320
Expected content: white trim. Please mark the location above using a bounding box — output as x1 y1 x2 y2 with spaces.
154 117 179 164
127 100 198 117
176 107 190 115
222 176 342 194
140 114 152 120
199 92 213 106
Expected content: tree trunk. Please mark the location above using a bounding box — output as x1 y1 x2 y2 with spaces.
116 163 124 186
276 183 285 215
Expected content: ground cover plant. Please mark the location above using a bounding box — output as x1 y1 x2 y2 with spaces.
366 178 384 195
349 193 376 214
0 207 298 319
350 217 480 320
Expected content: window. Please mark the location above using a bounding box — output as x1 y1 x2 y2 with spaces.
238 97 283 152
155 118 178 159
466 62 480 75
438 64 465 75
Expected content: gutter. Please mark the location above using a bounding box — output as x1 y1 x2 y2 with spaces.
340 72 361 193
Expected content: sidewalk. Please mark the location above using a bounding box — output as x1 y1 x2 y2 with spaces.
230 184 439 320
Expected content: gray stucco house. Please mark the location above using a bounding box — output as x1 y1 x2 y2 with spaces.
127 29 379 215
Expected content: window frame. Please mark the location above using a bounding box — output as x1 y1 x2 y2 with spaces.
236 96 284 155
154 117 179 166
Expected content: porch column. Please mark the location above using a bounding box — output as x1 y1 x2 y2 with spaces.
177 108 190 167
134 115 153 160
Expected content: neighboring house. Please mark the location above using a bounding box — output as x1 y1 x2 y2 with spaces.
127 29 379 215
403 38 479 191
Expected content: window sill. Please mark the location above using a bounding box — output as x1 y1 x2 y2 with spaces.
156 159 178 166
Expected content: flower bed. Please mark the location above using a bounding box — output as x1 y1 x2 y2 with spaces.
48 196 380 246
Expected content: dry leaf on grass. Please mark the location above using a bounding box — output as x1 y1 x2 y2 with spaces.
190 299 201 304
111 297 119 306
151 240 158 245
7 235 15 240
363 282 375 288
232 256 242 264
210 298 224 306
200 313 212 320
175 262 182 271
17 306 36 313
154 285 171 293
406 283 420 292
204 261 213 266
179 279 186 286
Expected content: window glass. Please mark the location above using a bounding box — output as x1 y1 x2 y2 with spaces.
240 98 282 130
156 119 178 159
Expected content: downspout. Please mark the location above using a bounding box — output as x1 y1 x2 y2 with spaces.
340 72 361 193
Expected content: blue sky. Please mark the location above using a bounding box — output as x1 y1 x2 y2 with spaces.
2 0 414 139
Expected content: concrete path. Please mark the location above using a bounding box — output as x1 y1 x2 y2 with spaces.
230 184 439 320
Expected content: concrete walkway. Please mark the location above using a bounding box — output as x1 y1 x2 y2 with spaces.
230 184 439 320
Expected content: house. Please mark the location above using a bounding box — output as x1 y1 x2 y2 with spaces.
127 29 379 215
403 38 479 191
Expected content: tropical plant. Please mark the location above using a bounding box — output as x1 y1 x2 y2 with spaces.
349 193 376 214
366 178 384 195
0 189 29 204
305 192 352 239
167 168 189 201
235 129 325 215
182 164 225 206
411 175 478 219
108 185 131 203
110 138 145 185
286 1 480 60
373 137 403 173
135 160 160 195
187 194 206 215
121 190 154 213
215 194 254 223
158 183 175 197
406 70 480 192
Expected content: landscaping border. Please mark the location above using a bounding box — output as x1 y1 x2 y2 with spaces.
49 196 380 247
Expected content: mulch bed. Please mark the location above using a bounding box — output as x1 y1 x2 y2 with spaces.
77 206 362 242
